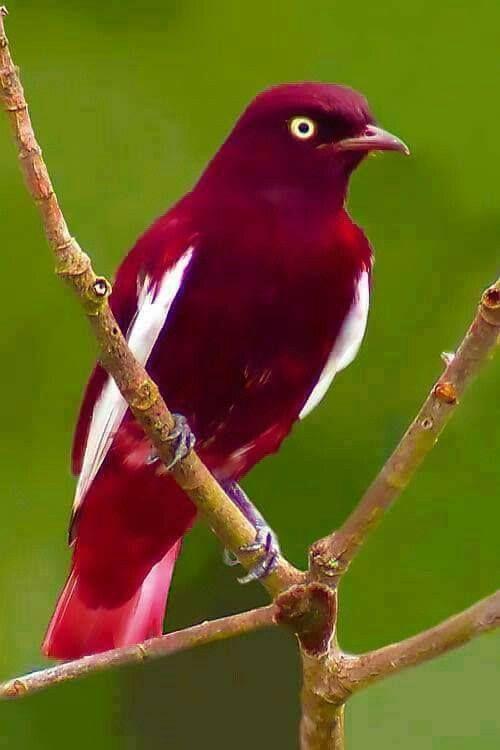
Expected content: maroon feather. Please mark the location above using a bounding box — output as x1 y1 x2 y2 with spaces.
44 83 406 659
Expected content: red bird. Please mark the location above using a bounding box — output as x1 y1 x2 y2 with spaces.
43 83 408 659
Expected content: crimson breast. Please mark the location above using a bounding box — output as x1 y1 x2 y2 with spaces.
142 207 372 480
73 202 372 486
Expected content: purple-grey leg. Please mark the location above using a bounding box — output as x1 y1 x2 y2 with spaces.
146 413 196 470
221 480 280 584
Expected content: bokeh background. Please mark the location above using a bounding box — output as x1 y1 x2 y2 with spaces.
0 1 498 747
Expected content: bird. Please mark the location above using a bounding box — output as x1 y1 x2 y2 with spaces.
43 82 408 659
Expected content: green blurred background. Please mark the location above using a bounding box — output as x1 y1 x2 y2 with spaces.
0 0 498 747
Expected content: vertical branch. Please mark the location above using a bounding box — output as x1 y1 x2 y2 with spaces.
300 695 345 750
300 648 349 750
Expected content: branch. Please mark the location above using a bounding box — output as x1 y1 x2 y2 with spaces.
311 279 500 583
0 7 302 597
296 591 500 750
0 604 277 699
300 695 345 750
304 281 499 744
298 636 351 750
345 590 500 690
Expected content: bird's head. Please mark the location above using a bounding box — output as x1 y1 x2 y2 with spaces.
198 82 408 214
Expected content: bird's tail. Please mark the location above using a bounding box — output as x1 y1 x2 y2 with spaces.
42 540 181 660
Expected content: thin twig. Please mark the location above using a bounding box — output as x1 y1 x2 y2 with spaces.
311 280 500 584
0 7 303 596
344 590 500 690
0 604 277 699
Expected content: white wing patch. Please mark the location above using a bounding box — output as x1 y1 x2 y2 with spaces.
73 246 194 512
299 270 370 420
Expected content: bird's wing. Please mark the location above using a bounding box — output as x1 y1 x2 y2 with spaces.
299 268 370 419
71 223 195 521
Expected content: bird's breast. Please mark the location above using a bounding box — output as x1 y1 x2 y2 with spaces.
145 215 370 478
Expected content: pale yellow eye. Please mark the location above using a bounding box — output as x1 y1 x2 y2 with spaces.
289 116 317 140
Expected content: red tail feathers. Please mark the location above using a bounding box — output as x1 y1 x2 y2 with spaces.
43 541 181 660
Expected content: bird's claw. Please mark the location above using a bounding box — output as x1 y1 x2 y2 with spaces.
223 524 280 585
147 413 196 470
165 413 196 469
222 548 239 567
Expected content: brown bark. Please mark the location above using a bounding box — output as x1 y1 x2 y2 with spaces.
345 590 500 691
311 281 500 586
0 605 277 699
0 8 499 748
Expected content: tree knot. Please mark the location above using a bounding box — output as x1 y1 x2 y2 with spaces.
433 381 458 405
309 537 350 585
3 678 27 698
128 380 159 412
55 242 91 278
480 284 500 326
275 582 336 656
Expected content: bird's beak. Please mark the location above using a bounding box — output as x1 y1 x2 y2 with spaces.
334 124 410 156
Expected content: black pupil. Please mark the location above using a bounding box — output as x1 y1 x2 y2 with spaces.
298 121 310 134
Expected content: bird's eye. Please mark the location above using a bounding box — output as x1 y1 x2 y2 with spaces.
289 116 317 141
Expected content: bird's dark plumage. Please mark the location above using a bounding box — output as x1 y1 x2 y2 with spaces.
43 83 408 659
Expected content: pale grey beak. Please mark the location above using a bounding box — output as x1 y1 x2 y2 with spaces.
334 124 410 156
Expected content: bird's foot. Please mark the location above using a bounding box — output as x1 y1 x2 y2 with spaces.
222 527 280 583
220 480 281 583
165 413 196 469
147 413 196 470
236 523 281 585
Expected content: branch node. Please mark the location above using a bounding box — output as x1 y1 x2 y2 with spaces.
275 583 336 656
19 144 42 159
309 537 349 586
480 284 500 326
482 285 500 309
128 379 160 412
433 381 458 405
92 276 112 300
440 350 455 366
5 101 26 112
0 7 8 18
3 678 27 698
54 241 91 277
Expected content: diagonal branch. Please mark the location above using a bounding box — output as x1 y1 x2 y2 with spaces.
344 590 500 691
0 604 277 699
311 279 500 584
0 6 303 597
